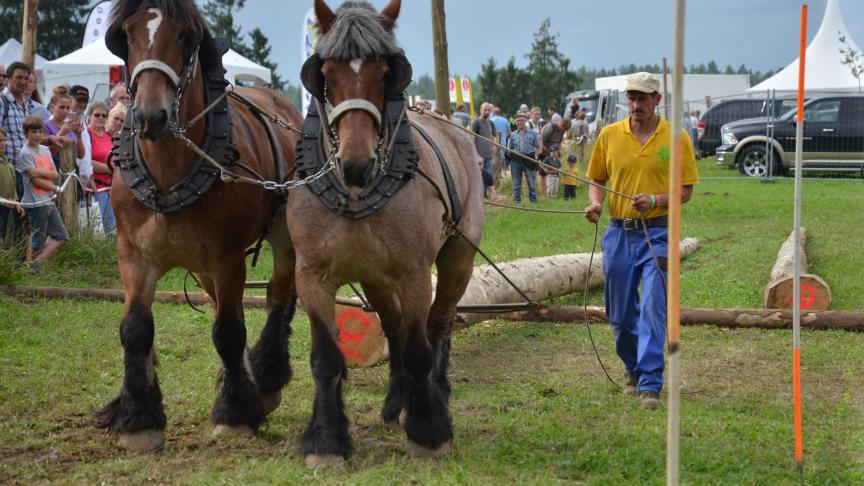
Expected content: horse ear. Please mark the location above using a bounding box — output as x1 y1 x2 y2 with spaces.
379 0 401 31
314 0 336 34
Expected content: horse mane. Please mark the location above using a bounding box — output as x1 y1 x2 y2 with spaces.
109 0 205 35
315 1 402 61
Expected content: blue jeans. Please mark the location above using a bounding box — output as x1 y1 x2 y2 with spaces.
510 160 537 202
94 191 116 233
602 225 668 393
481 156 493 191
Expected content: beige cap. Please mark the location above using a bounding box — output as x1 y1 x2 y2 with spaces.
625 72 660 94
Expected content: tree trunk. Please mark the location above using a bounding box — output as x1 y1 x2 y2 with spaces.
2 285 862 332
57 146 78 237
430 0 450 117
487 304 864 332
763 228 832 310
21 0 39 69
452 237 701 326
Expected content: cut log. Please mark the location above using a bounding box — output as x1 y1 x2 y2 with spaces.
453 238 701 326
0 284 385 368
3 285 861 332
488 305 864 332
763 228 832 310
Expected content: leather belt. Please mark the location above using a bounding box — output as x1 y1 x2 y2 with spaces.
610 216 668 231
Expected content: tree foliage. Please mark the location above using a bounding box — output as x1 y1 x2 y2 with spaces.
0 0 91 60
202 0 287 91
473 18 783 115
406 73 435 100
838 31 863 92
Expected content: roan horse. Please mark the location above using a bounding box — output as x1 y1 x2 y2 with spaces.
288 0 484 466
95 0 302 452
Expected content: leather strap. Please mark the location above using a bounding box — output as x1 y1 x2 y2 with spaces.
410 121 463 226
326 99 382 128
130 59 181 88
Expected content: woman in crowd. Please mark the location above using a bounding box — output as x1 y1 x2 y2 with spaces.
87 101 116 234
43 93 85 164
106 103 126 137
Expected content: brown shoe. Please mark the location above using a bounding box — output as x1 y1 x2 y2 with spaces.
623 373 638 396
639 390 660 409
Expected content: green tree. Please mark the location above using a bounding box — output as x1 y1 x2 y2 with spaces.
495 57 531 115
203 0 285 90
524 19 574 110
839 32 863 92
475 57 498 104
237 28 284 90
406 73 435 100
202 0 246 48
0 0 91 60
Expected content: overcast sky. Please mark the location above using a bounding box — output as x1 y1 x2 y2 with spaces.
233 0 864 86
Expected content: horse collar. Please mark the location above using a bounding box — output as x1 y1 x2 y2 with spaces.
295 98 418 220
112 42 238 213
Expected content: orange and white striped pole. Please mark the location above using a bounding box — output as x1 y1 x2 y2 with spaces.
667 0 685 484
792 3 807 474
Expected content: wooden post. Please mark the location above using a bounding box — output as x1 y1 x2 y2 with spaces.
21 0 40 69
431 0 451 117
57 146 78 237
763 228 831 310
662 57 670 120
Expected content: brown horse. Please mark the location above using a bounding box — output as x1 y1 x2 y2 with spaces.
288 0 484 466
95 0 302 452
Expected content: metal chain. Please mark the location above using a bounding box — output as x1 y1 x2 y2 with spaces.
170 130 336 192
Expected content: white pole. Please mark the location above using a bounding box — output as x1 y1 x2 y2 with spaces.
667 0 686 485
792 5 807 473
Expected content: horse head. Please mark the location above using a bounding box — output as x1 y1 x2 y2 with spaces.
302 0 412 188
107 0 205 140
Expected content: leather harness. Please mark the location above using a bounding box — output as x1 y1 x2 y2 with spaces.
295 98 462 225
112 36 288 213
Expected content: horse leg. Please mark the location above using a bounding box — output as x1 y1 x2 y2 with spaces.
299 277 351 468
250 220 297 415
360 282 405 427
94 245 166 453
398 272 452 458
427 237 476 402
211 258 265 435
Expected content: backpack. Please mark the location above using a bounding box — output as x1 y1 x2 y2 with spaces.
0 96 8 127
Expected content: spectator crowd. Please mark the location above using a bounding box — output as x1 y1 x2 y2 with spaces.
0 61 129 273
430 95 592 205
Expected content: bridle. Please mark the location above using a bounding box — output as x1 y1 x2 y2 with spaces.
316 80 401 183
126 38 201 135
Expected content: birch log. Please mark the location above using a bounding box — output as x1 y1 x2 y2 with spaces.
452 237 701 327
763 228 831 310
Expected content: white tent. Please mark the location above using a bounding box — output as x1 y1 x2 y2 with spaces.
750 0 862 92
0 38 49 69
43 37 273 102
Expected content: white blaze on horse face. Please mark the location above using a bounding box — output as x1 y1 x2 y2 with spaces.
146 8 163 50
350 59 364 74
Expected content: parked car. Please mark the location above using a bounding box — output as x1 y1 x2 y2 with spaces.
699 96 800 156
715 95 864 177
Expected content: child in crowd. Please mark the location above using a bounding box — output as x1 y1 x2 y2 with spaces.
0 128 27 258
17 116 68 272
562 155 580 200
543 146 561 198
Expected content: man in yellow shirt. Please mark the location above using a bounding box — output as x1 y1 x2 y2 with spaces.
584 72 699 409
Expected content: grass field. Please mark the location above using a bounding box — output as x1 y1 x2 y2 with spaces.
1 160 862 484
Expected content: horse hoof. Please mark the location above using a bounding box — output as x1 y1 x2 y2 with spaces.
399 408 407 426
118 430 165 453
304 454 345 468
407 439 451 459
213 424 255 436
261 392 282 415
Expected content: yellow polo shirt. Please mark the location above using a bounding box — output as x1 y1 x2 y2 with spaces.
586 116 698 220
